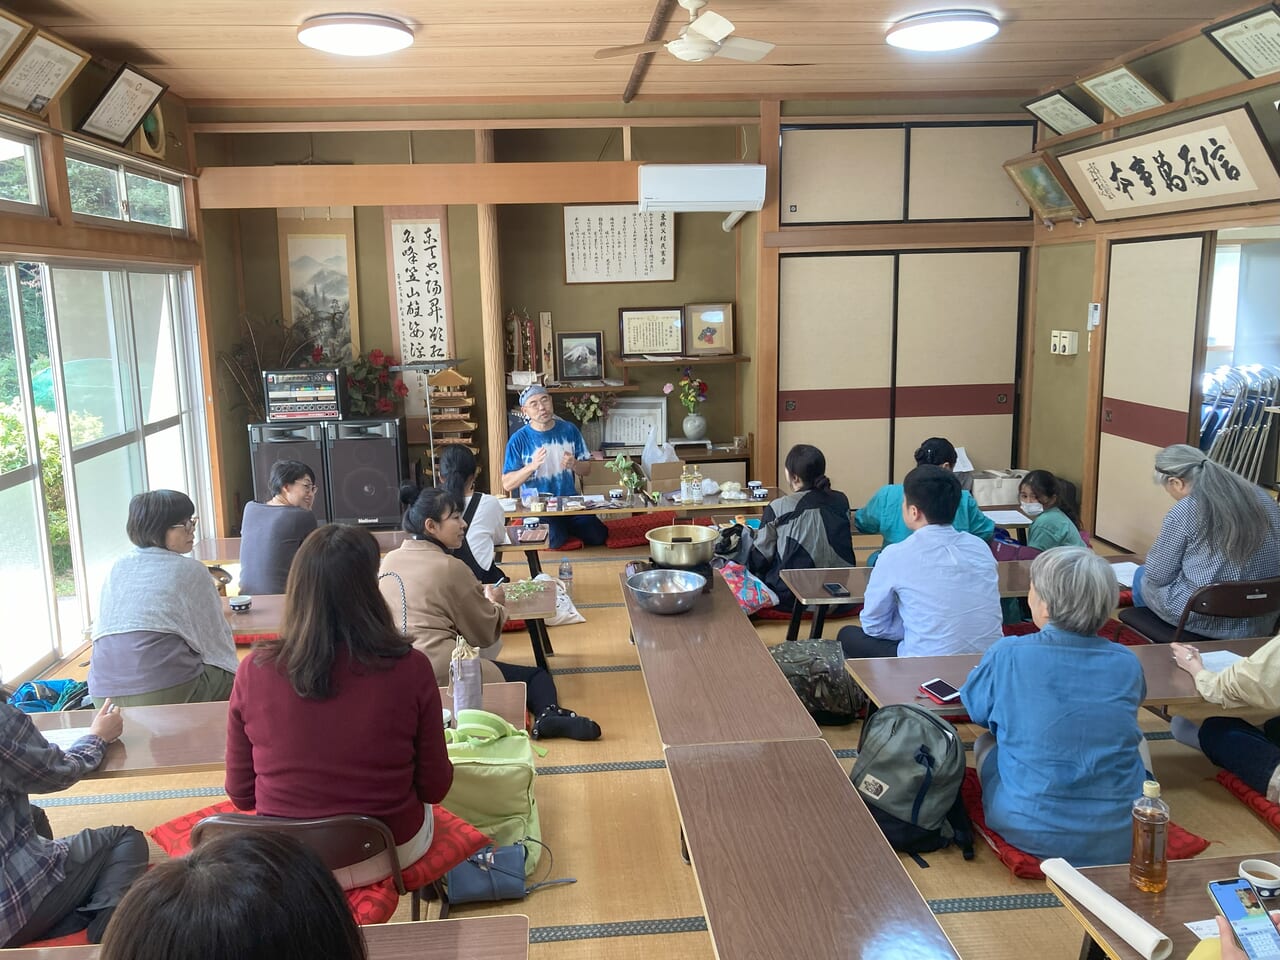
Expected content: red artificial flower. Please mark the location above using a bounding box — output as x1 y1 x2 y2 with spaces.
393 379 409 397
311 345 324 363
346 375 355 387
378 369 389 383
375 396 394 414
368 349 386 366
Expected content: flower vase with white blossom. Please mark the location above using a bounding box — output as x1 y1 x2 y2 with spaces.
562 392 615 454
664 368 708 440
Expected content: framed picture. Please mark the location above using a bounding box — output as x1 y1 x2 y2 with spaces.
555 331 605 382
618 307 683 358
78 64 167 145
1204 3 1280 79
1078 65 1166 117
1021 91 1096 136
1058 105 1280 222
0 10 33 75
1001 152 1086 222
683 302 735 356
604 395 668 445
0 31 89 115
277 211 360 363
564 204 675 283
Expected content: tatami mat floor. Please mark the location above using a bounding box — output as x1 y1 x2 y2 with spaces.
37 538 1280 959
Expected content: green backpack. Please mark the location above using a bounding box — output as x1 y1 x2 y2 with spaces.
442 710 546 875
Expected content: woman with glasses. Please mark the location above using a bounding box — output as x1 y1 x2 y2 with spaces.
238 460 319 595
89 490 238 707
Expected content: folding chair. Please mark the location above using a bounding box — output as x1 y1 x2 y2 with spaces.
1118 576 1280 645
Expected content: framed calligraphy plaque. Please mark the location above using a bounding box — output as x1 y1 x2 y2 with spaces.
619 307 683 358
1021 91 1096 136
1002 152 1086 222
564 204 675 283
0 31 88 115
78 64 167 145
384 205 453 416
1078 65 1166 118
1057 105 1280 222
1204 3 1280 79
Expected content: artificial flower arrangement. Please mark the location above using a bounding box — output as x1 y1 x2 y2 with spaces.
663 367 708 415
306 345 409 416
562 392 616 424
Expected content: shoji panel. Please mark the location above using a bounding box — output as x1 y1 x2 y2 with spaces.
1095 236 1204 553
778 254 895 507
907 125 1034 221
893 251 1022 480
779 128 906 224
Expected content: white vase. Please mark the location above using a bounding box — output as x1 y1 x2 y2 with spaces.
682 413 707 440
580 418 604 453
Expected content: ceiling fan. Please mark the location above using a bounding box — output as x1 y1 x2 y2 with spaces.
594 0 775 64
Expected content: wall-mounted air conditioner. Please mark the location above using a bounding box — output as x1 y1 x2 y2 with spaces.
637 163 766 213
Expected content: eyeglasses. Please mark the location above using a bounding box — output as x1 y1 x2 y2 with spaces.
297 482 319 493
169 517 198 532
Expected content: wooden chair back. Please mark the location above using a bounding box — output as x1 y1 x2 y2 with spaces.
1174 576 1280 644
190 812 406 894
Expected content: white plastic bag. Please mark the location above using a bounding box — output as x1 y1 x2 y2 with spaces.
641 427 678 479
533 573 586 626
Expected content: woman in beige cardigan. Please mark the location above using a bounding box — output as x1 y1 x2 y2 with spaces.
379 485 600 740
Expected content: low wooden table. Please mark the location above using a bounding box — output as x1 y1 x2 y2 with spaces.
1047 854 1280 960
502 580 559 672
222 593 285 637
194 530 409 565
504 488 775 521
494 525 547 576
2 915 531 960
622 571 820 747
666 738 959 960
845 636 1269 715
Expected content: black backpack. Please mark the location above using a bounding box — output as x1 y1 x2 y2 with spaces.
849 704 974 866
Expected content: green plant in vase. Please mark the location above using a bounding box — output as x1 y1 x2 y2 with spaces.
607 453 648 504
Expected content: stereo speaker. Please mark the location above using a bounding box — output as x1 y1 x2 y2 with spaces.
247 422 329 524
324 419 406 526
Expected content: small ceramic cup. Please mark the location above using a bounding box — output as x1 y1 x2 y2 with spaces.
522 517 541 528
751 487 769 500
747 480 763 489
228 595 253 613
1240 859 1280 897
609 488 625 501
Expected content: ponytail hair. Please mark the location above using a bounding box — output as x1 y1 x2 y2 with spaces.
1020 469 1083 529
783 443 831 492
914 437 957 469
400 484 463 536
436 445 478 504
1154 444 1268 564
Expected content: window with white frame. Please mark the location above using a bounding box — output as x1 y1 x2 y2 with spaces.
0 128 44 215
64 152 185 231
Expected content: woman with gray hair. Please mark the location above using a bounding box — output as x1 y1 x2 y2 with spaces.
1133 444 1280 640
961 547 1148 865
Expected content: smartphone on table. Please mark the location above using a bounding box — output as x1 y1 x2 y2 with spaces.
823 582 850 597
919 678 962 705
1208 876 1280 959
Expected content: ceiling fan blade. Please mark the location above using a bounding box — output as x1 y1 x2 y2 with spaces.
714 36 775 62
594 40 667 59
687 9 735 44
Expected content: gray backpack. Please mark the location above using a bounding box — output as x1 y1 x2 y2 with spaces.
769 639 864 724
850 704 974 864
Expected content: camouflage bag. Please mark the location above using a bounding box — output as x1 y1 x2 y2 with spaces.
769 639 863 724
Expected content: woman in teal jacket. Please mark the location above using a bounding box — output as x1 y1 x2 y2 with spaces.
855 437 993 565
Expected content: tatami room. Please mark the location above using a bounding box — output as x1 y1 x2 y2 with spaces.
3 1 1280 959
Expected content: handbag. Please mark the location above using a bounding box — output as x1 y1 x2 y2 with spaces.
444 838 575 904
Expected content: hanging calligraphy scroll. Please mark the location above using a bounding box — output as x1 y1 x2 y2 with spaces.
1057 106 1280 222
384 206 453 416
563 204 675 284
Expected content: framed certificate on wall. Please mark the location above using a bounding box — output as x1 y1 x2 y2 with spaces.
619 307 683 358
1078 65 1166 117
1204 3 1280 78
0 31 89 115
1021 91 1096 136
0 10 33 75
78 64 167 145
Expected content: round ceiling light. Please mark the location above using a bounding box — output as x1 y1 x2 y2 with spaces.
297 14 414 57
885 10 1000 52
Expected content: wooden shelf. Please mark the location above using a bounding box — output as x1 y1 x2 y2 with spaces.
607 353 749 368
505 383 640 394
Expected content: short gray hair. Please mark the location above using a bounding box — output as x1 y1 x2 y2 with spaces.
1030 546 1118 637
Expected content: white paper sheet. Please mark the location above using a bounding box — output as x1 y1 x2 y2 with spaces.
1110 561 1141 588
40 727 92 750
1199 650 1244 673
954 446 975 472
1042 858 1172 960
983 509 1032 526
1184 919 1220 940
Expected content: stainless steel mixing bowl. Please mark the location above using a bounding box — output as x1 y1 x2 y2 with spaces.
625 568 706 615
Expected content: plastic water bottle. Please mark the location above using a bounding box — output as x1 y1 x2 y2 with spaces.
558 557 573 599
1129 780 1169 893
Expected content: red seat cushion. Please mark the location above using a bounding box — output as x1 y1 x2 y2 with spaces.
1098 618 1154 646
961 768 1208 879
1118 588 1134 608
20 930 92 948
604 511 677 548
1216 770 1280 833
1001 622 1039 637
754 604 862 622
557 537 584 551
501 618 527 633
233 631 278 647
149 800 489 925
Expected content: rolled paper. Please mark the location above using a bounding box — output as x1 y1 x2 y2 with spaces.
1041 858 1172 960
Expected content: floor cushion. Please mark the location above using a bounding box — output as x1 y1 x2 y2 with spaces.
1098 618 1153 647
1001 622 1039 637
149 800 489 924
1118 588 1133 608
501 618 527 633
961 768 1209 879
233 631 278 647
604 511 677 549
754 604 862 622
17 930 92 949
1216 770 1280 833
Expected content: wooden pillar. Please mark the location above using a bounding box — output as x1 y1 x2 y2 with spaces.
1080 236 1110 531
475 129 507 494
754 101 782 485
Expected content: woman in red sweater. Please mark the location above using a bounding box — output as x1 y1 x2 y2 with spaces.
225 524 452 888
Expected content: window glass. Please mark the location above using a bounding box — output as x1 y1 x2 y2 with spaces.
128 273 179 423
0 133 38 207
66 156 122 220
125 171 183 228
49 268 132 443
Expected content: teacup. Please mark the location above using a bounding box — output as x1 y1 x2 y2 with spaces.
499 497 517 511
1241 859 1280 897
608 488 625 501
522 517 541 528
751 487 769 500
228 595 253 613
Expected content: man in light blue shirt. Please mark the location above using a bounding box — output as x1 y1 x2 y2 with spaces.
501 384 607 549
838 465 1002 658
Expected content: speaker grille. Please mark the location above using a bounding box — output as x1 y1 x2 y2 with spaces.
325 420 404 526
248 424 329 524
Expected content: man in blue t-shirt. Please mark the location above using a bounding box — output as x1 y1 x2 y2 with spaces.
502 385 607 549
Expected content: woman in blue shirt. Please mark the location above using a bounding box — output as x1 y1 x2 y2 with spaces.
961 547 1148 866
855 437 993 565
